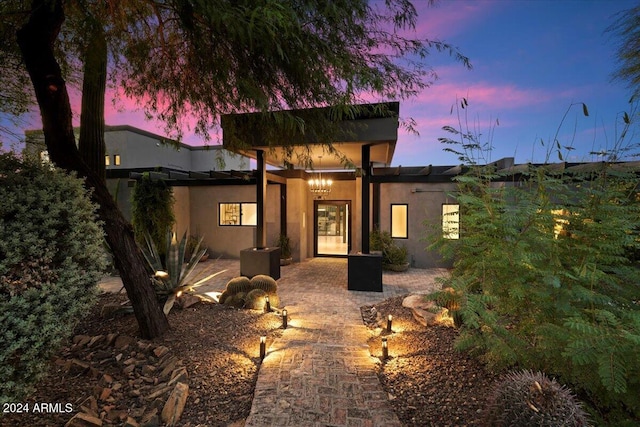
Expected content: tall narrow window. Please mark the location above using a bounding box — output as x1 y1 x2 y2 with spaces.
219 203 257 226
390 204 408 239
105 155 110 166
442 204 460 239
114 154 121 166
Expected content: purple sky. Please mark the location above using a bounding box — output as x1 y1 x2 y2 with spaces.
4 0 637 167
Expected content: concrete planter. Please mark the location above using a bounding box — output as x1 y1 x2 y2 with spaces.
347 252 383 292
240 247 281 280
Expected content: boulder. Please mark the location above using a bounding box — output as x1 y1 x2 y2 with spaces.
402 294 453 327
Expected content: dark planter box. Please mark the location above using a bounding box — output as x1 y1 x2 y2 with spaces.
348 252 383 292
240 247 281 280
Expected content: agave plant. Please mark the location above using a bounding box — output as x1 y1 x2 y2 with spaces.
141 230 208 314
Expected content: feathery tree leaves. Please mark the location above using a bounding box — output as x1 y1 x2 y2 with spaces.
2 0 469 338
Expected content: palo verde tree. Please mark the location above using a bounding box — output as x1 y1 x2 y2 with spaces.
1 0 470 338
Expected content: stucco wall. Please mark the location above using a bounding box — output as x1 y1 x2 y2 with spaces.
285 178 309 261
378 182 458 268
188 184 281 258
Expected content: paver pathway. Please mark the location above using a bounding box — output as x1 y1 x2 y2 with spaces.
243 258 445 427
98 257 446 427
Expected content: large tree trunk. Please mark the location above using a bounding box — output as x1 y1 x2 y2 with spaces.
16 0 169 339
78 21 107 182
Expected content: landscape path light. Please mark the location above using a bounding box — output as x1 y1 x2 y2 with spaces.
282 309 288 329
381 337 388 360
386 314 393 333
259 336 266 360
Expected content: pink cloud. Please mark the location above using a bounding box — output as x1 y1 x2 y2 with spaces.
410 0 496 40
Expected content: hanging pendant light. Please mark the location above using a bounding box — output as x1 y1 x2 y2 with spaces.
308 155 332 195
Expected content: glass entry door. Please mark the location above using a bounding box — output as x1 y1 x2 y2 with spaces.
315 201 350 256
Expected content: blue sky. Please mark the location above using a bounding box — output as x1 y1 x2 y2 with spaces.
3 0 638 167
397 0 638 166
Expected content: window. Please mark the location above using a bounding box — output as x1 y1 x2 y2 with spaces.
114 154 121 166
390 204 408 239
442 204 459 239
105 155 110 166
219 203 257 226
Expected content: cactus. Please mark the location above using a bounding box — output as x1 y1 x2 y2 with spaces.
228 291 247 308
244 289 268 310
250 274 278 293
226 276 252 294
218 290 231 305
484 370 589 427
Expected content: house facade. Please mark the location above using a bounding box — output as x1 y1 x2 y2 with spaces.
29 107 633 269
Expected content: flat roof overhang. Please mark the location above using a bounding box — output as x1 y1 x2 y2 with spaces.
221 102 399 169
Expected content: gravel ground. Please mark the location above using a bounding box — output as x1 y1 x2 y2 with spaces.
2 293 501 427
362 295 502 427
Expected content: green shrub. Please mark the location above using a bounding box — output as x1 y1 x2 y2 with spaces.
275 234 292 259
431 161 640 423
370 228 408 268
0 153 106 406
484 370 589 427
131 173 175 259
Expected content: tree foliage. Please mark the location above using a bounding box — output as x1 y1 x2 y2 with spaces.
431 107 640 424
610 4 640 98
1 0 470 147
1 0 469 338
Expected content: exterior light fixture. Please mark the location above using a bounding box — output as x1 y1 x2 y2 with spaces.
259 336 266 360
264 296 271 312
154 271 169 279
386 315 393 333
308 155 332 196
381 337 388 360
282 309 288 329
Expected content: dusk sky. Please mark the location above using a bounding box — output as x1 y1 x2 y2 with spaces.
4 0 639 167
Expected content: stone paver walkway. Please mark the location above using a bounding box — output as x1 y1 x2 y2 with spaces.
99 258 447 427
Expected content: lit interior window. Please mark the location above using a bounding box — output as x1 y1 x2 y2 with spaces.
114 154 121 166
443 204 460 239
219 203 257 226
241 203 257 226
390 204 408 238
551 209 569 239
105 155 110 166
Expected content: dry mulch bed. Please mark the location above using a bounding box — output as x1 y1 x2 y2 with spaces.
362 296 502 427
3 293 500 427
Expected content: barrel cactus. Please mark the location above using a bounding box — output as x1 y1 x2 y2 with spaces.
228 291 247 308
218 290 231 305
244 289 268 310
484 370 589 427
226 276 252 294
250 274 278 293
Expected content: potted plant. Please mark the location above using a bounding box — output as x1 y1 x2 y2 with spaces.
276 234 293 266
370 229 409 271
